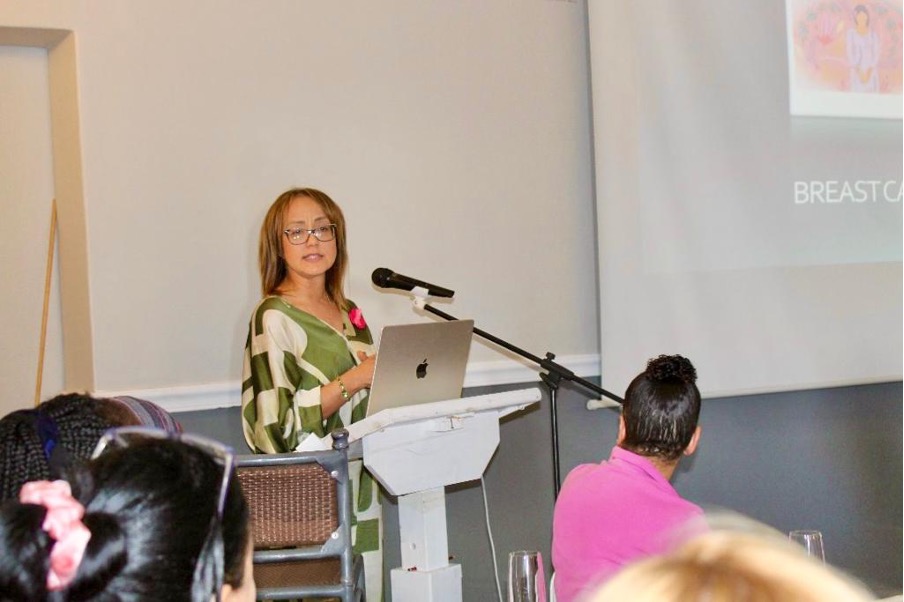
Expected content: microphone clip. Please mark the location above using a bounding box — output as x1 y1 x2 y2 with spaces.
410 287 430 310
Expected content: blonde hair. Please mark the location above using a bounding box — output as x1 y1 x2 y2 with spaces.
588 530 873 602
258 187 349 309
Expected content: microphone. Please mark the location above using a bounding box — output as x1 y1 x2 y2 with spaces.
371 268 455 298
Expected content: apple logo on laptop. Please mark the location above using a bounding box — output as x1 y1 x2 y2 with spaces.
416 358 429 379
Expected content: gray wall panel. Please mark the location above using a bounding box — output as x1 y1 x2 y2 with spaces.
176 381 902 599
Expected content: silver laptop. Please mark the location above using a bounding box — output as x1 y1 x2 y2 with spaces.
366 320 474 416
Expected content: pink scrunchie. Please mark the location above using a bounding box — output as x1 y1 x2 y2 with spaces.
19 480 92 591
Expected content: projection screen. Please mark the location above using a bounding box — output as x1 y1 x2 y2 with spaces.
589 1 903 397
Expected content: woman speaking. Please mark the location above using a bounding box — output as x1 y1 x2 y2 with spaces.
241 187 381 598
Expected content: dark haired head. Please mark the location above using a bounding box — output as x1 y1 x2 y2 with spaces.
0 394 114 502
0 439 250 601
0 394 181 504
620 355 702 462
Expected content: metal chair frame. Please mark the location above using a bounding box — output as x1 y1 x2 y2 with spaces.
236 429 364 601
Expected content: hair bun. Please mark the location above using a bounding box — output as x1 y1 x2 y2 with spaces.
647 354 697 384
0 503 54 600
66 512 127 598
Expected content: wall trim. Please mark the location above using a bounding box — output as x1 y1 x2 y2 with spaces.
94 354 601 414
0 27 96 392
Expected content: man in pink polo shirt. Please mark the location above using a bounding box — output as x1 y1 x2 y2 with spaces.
551 355 706 602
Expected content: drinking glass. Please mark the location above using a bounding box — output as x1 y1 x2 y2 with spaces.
789 529 826 562
508 550 547 602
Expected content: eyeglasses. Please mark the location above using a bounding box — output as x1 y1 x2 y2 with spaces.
91 427 235 602
91 427 235 521
283 224 337 245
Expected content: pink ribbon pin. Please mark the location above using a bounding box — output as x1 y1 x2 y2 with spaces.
349 307 367 330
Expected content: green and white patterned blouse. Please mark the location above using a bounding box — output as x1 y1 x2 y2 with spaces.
242 295 374 453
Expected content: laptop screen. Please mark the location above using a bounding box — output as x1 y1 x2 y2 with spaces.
366 320 474 416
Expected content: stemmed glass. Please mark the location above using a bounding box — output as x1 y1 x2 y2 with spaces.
789 529 826 563
508 550 547 602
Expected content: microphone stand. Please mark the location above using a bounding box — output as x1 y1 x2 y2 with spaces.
411 295 623 498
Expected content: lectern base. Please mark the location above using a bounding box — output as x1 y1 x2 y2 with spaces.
390 563 462 602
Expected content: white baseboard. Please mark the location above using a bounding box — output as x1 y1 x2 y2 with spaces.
94 354 602 414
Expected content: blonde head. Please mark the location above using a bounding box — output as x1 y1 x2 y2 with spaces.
258 187 349 309
588 530 872 602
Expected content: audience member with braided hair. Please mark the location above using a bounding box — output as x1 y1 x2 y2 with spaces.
551 355 707 602
0 431 254 601
0 393 181 502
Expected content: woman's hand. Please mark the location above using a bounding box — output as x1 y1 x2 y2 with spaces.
321 352 377 418
346 351 376 393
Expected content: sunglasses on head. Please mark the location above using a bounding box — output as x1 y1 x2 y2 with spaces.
92 426 236 602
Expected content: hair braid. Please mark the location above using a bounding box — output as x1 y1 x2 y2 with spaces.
0 394 114 502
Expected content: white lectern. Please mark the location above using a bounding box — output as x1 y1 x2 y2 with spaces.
297 387 541 602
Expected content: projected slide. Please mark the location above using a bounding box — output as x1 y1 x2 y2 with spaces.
631 1 903 274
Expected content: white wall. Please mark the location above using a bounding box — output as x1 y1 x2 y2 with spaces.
0 44 64 413
0 1 598 403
